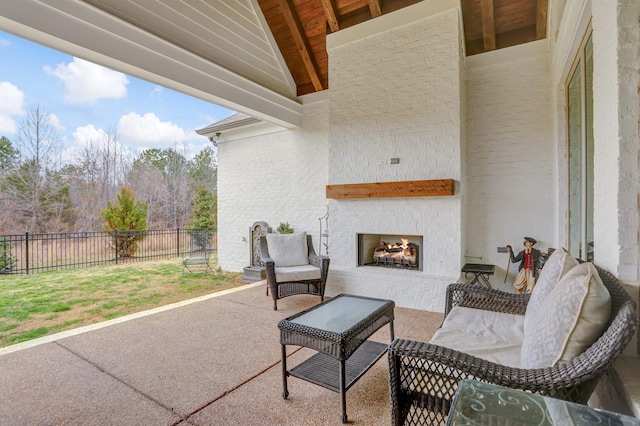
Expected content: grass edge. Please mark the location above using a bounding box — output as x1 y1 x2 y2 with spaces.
0 280 264 356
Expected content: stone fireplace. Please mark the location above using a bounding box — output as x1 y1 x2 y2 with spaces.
357 233 422 270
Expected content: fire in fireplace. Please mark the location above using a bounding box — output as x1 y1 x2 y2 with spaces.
357 234 422 270
374 238 418 267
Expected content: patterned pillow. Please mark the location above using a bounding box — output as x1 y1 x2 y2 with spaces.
524 248 578 335
265 232 309 267
521 263 611 368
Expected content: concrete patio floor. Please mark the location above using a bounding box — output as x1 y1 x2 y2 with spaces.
0 282 444 425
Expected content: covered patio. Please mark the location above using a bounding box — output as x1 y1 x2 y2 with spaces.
0 283 442 425
2 0 640 423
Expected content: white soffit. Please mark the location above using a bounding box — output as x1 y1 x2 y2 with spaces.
0 0 302 128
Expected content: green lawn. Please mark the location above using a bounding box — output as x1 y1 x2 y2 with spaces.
0 258 245 347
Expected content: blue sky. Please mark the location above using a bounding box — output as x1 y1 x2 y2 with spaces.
0 31 234 161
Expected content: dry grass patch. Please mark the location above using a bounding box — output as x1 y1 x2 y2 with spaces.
0 258 245 347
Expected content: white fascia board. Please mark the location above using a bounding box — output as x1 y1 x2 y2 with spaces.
0 0 302 129
213 121 287 143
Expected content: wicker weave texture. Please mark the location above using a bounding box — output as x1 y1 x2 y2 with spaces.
388 265 638 426
260 234 330 310
279 294 395 360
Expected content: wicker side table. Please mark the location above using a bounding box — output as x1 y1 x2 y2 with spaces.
278 294 395 423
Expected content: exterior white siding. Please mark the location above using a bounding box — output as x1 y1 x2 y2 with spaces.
217 100 329 272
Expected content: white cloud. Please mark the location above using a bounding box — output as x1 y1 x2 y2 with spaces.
0 38 10 47
61 124 136 165
0 81 25 133
117 112 189 146
47 113 65 131
72 124 109 147
150 86 164 98
59 125 109 164
44 57 129 104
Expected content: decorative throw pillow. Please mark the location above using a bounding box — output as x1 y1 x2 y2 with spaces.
524 248 578 335
266 232 309 267
521 262 611 368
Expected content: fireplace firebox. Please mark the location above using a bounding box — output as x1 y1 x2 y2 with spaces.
357 233 422 270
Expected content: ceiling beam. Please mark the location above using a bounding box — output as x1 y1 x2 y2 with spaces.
320 0 340 33
480 0 496 51
279 0 324 92
536 0 548 39
368 0 382 18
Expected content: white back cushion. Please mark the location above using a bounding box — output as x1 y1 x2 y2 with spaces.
266 232 309 267
524 248 578 334
521 262 611 368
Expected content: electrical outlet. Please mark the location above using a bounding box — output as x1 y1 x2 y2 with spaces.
390 158 400 164
497 246 508 253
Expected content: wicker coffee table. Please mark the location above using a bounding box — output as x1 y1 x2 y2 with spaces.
278 294 395 423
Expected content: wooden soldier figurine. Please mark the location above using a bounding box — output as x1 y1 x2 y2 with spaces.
507 236 541 294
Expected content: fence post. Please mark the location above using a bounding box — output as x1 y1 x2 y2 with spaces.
176 228 180 258
114 229 119 265
25 232 29 275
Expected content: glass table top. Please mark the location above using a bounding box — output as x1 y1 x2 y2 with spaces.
288 295 389 334
448 380 640 426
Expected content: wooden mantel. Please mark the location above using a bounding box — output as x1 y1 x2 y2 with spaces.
326 179 454 199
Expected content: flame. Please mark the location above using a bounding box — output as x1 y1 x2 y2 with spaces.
385 238 410 250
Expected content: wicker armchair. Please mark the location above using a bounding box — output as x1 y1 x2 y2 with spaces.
260 233 330 310
388 265 638 425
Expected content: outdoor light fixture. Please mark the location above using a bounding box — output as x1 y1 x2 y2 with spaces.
208 132 221 146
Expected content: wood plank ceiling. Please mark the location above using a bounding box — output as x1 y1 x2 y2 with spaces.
258 0 549 96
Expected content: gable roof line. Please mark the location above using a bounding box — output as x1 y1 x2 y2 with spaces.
0 0 302 128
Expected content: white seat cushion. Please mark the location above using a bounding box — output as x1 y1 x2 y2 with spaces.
266 232 309 267
275 265 321 282
429 306 524 368
521 262 611 368
524 248 578 335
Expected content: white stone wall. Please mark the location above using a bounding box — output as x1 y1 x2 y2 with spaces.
548 0 640 356
217 0 640 318
465 41 555 292
591 0 640 282
325 3 464 311
217 100 329 272
548 0 640 284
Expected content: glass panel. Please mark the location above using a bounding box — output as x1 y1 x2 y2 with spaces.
567 60 583 259
584 34 594 262
448 380 640 425
291 296 386 333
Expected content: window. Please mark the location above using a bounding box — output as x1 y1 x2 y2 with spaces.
566 31 593 261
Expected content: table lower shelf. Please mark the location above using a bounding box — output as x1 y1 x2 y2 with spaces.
288 340 388 393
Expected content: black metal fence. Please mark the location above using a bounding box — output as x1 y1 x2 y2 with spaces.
0 228 217 275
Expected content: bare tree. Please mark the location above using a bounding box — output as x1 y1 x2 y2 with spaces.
127 162 168 228
127 147 191 229
163 147 191 228
67 128 130 230
3 105 70 232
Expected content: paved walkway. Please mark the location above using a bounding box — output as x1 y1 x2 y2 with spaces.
0 282 443 425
